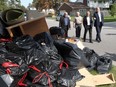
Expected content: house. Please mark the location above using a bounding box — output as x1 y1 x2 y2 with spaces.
58 2 90 16
75 0 112 16
76 0 112 9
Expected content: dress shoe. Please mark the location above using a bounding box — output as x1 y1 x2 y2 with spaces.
89 40 93 43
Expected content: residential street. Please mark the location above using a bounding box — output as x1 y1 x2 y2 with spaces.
46 18 116 65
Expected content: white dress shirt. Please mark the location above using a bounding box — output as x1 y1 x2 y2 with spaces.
98 12 102 22
87 16 90 25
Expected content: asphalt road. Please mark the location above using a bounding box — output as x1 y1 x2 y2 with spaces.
46 18 116 65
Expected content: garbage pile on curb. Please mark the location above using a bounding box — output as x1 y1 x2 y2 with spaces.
0 31 114 87
0 9 115 87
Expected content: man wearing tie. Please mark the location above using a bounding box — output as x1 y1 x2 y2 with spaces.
93 7 104 42
83 11 93 43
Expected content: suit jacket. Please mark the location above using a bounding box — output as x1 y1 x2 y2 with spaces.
93 12 104 27
59 16 70 29
83 16 93 28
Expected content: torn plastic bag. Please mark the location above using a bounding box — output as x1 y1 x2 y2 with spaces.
57 68 84 87
28 65 56 86
83 47 99 70
97 56 112 74
54 40 90 68
0 74 14 87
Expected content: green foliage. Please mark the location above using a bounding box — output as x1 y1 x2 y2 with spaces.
94 0 109 3
110 4 116 17
32 0 69 11
0 0 9 11
0 0 23 11
104 16 116 22
90 66 116 87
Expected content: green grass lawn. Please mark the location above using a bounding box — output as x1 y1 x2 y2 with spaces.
71 16 116 22
104 16 116 22
90 66 116 87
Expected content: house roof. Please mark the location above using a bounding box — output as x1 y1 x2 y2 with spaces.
59 2 90 10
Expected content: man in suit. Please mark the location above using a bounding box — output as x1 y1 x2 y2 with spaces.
83 11 93 43
59 12 71 38
93 7 104 42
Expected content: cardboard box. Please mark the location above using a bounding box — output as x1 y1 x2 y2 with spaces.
76 68 115 87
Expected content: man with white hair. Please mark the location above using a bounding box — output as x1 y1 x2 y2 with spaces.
59 12 71 38
73 12 83 38
93 7 104 43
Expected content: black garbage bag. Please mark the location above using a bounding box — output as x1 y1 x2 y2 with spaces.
57 68 84 87
0 74 14 87
28 65 56 86
5 35 38 54
26 80 58 87
83 47 99 70
25 47 47 65
2 62 29 76
54 40 90 68
49 26 65 39
5 35 47 65
96 56 112 74
34 32 54 47
34 32 58 54
5 52 24 65
0 18 10 38
14 35 38 50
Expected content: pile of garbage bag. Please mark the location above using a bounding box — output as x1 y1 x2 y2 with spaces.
0 32 112 87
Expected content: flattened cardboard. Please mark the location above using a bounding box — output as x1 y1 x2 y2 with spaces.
76 68 115 87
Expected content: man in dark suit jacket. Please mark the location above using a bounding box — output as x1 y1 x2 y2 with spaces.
83 11 93 43
59 12 70 38
93 7 104 42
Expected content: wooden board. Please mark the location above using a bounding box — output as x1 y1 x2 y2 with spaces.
6 15 48 37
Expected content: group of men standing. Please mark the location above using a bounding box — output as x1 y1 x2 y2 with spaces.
59 7 104 43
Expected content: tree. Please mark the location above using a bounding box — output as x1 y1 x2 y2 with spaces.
9 0 21 8
94 0 109 3
0 0 8 11
110 3 116 17
112 0 116 3
32 0 69 11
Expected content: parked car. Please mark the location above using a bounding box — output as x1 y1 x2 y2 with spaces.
56 14 71 21
56 14 62 21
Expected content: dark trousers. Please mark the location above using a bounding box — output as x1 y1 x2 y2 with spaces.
83 25 92 42
95 22 102 41
64 25 68 38
75 24 82 38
